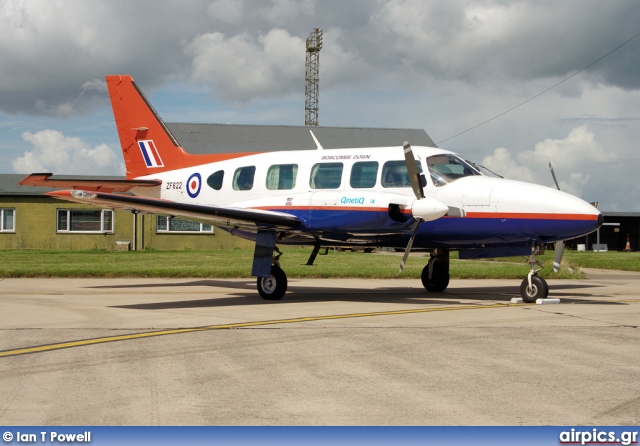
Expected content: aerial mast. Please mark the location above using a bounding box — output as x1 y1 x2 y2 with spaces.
304 28 323 126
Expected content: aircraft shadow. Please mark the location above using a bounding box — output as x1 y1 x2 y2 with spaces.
106 280 622 311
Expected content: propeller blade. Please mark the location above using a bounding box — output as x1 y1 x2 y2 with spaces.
548 162 565 273
403 141 425 199
548 162 560 190
399 219 422 273
553 240 565 273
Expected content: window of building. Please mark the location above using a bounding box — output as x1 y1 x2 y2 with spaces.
207 170 224 190
0 208 15 232
350 161 379 189
57 209 113 233
156 216 213 233
381 160 424 188
266 164 298 190
232 166 256 191
310 163 343 189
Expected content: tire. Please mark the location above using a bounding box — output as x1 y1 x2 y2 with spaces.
257 264 287 300
519 275 549 303
421 261 450 292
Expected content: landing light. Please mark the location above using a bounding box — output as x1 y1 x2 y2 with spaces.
70 190 97 199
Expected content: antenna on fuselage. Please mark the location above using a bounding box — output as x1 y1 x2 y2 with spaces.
310 130 324 150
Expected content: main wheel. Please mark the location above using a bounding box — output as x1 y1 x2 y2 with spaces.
519 275 549 303
421 261 450 292
257 264 287 300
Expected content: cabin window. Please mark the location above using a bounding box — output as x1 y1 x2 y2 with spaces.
0 208 15 232
232 166 256 191
206 170 224 190
310 163 343 189
266 164 298 190
57 209 113 233
350 161 378 189
156 216 213 233
381 160 423 188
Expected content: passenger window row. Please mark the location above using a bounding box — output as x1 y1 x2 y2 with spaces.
205 161 423 192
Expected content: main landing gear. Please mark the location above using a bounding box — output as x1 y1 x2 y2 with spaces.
519 245 549 303
421 248 450 293
256 247 287 300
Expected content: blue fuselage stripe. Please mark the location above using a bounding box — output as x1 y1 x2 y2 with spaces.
266 208 598 247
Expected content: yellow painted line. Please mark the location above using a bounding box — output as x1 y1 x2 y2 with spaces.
0 302 523 358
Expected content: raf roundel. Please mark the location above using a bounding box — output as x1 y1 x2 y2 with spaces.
187 173 202 198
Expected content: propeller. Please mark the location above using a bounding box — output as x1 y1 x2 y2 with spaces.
548 162 565 273
398 142 448 272
404 141 425 199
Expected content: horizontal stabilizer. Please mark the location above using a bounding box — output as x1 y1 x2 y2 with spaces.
19 173 162 193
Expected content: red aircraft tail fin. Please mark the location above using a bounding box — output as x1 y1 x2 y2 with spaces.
106 75 253 179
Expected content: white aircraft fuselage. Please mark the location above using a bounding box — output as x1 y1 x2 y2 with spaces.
134 145 601 250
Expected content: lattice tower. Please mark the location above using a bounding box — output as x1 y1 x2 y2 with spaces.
304 28 323 126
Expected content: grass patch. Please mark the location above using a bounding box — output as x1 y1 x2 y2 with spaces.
1 248 637 279
561 250 640 272
5 247 631 279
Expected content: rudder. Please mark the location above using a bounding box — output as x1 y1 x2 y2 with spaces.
107 75 193 178
107 74 259 179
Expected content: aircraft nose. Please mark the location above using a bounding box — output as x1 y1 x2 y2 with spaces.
491 179 602 240
551 191 602 239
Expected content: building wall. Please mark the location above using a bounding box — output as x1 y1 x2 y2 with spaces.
139 214 253 251
591 217 639 251
568 215 639 251
0 196 253 251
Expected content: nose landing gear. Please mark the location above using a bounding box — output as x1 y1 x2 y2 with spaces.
520 245 549 303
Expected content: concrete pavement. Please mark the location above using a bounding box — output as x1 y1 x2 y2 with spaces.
0 270 638 425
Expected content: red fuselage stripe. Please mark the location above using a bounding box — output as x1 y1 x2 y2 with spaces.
253 206 598 220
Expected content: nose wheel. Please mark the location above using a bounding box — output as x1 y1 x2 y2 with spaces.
519 245 549 303
519 274 549 303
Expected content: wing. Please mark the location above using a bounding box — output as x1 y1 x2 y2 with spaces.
20 173 161 193
46 190 301 230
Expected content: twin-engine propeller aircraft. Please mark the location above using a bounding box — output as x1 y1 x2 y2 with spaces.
20 75 602 302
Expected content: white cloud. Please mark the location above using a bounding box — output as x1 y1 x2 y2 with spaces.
481 126 614 197
321 28 372 88
480 147 535 183
520 126 616 169
184 28 306 102
12 130 124 175
207 0 245 25
259 0 316 25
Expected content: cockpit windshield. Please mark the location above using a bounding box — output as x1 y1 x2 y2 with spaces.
427 154 482 187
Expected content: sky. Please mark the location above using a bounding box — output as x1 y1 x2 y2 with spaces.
1 0 639 211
